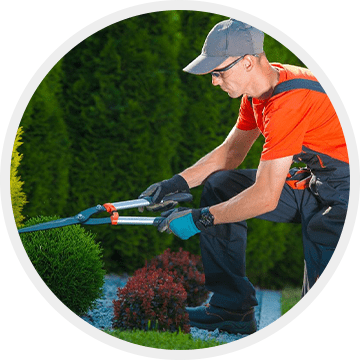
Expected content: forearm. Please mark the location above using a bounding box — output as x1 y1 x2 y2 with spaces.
209 183 277 225
180 127 260 189
180 143 243 188
209 156 294 225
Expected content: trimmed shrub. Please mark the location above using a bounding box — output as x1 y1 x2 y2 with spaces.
19 216 105 315
113 266 190 333
147 248 209 307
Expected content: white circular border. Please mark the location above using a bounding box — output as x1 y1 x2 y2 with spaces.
1 1 359 359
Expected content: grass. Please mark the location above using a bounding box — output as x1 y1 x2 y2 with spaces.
103 329 225 349
103 287 302 349
281 287 302 315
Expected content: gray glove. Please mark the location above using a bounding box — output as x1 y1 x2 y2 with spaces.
138 174 190 212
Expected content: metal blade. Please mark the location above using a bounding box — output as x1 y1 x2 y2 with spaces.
18 217 79 233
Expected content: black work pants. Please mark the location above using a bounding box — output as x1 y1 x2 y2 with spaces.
199 167 349 311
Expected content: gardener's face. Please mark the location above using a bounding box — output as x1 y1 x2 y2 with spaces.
211 56 249 98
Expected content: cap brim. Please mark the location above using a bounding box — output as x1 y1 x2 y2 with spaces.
183 54 228 75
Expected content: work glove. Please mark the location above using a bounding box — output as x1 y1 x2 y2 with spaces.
157 207 215 240
138 174 190 212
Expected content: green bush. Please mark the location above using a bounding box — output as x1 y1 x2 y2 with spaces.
19 216 105 315
10 127 27 227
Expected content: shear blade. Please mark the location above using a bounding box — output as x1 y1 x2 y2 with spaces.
18 217 79 233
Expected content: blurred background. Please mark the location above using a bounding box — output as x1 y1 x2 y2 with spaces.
15 10 304 289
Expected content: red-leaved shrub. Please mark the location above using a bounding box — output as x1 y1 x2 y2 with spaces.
112 266 190 333
147 248 209 307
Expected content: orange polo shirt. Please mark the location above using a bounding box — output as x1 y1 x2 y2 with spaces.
236 63 349 164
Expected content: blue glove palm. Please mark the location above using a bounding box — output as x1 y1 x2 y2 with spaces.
158 207 214 240
158 208 200 240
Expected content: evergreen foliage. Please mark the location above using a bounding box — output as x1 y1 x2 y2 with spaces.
16 11 307 288
10 127 27 227
60 12 184 272
19 59 70 219
19 216 105 315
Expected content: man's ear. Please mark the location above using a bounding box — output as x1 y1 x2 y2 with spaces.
243 55 255 72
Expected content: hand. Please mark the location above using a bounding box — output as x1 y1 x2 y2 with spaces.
157 207 214 240
138 174 190 212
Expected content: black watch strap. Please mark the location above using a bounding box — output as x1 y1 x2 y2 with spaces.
198 207 215 228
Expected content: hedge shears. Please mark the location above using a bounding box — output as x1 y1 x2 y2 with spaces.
18 193 193 234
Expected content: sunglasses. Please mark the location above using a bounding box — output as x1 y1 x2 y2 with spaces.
211 54 258 78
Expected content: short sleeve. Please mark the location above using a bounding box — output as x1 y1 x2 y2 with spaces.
260 91 312 161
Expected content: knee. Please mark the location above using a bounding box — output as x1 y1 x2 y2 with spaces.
307 205 346 248
204 171 230 191
201 171 231 207
201 170 254 207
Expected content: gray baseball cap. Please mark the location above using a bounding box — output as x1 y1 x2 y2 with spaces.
183 18 264 75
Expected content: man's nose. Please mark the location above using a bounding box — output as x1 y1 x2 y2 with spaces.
211 74 221 86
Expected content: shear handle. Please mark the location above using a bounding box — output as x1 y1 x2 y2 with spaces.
111 192 193 211
112 216 162 225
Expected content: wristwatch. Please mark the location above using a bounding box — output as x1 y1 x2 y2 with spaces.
198 207 215 228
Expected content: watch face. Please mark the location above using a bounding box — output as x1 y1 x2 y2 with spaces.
200 208 214 227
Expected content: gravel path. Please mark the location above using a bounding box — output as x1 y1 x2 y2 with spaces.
80 274 281 344
81 274 128 330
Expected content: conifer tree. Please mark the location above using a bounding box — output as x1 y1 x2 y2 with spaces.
19 59 70 218
10 127 27 227
61 11 184 272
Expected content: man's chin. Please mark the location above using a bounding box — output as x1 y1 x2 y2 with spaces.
228 91 243 99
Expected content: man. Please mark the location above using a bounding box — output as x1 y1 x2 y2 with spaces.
139 18 349 334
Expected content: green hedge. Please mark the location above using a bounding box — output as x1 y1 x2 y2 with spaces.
18 11 305 288
19 216 105 315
